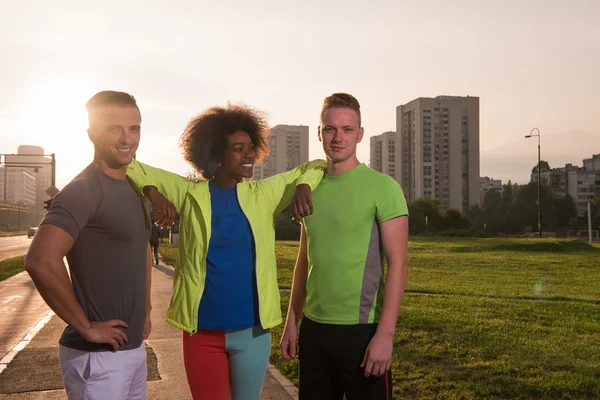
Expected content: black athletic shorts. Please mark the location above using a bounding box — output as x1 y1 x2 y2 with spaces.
298 317 393 400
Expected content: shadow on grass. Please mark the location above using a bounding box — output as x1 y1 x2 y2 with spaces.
408 288 600 305
449 240 599 254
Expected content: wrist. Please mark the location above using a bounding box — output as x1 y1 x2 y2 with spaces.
285 314 299 328
375 326 395 339
76 320 92 336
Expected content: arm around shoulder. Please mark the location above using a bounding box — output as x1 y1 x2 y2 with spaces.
260 159 326 213
127 159 191 211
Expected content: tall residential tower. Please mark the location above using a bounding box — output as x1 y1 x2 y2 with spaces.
396 96 480 211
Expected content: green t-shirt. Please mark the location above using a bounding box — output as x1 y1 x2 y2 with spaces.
304 164 408 325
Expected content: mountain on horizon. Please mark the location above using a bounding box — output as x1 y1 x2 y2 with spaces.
480 130 600 185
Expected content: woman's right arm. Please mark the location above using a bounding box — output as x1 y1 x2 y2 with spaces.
127 159 192 211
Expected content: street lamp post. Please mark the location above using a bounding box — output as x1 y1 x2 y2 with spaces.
525 128 542 238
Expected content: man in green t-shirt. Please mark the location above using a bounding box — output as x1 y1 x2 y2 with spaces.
280 93 409 400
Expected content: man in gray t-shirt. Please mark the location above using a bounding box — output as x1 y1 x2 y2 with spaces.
25 91 174 400
43 163 150 352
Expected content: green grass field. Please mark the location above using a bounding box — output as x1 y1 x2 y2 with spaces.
161 238 600 399
0 256 25 282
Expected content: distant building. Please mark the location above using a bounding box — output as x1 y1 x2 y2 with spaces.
538 164 579 197
583 154 600 171
0 167 37 205
253 125 309 180
5 145 52 211
396 95 480 211
369 131 396 179
480 176 502 203
540 154 600 218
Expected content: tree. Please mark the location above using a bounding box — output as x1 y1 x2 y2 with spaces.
442 208 471 231
531 160 551 176
408 198 442 234
480 190 503 234
540 182 557 231
500 208 525 234
274 210 300 240
512 180 556 232
502 181 514 205
483 190 502 213
554 194 577 230
466 204 482 222
591 188 600 231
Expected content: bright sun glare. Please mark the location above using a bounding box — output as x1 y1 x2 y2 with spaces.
16 79 95 185
17 79 91 146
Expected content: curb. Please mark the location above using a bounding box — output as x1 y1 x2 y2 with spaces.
0 310 55 375
267 364 298 400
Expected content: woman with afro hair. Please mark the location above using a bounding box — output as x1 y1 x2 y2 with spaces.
127 104 325 400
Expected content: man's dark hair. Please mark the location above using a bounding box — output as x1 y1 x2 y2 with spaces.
85 90 140 115
320 93 361 126
179 104 269 180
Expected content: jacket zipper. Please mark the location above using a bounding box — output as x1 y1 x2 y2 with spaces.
237 189 262 327
192 239 206 335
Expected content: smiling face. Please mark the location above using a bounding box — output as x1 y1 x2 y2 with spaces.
87 104 141 170
218 130 256 181
318 107 364 164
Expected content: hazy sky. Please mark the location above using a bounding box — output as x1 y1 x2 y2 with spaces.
1 0 599 188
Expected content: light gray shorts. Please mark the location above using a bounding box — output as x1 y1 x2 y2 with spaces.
59 343 146 400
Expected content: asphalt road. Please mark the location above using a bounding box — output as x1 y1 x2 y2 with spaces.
0 236 31 262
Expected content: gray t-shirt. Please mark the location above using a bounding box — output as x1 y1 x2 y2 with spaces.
41 164 150 352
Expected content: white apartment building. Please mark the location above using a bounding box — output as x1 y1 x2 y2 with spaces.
0 167 37 205
396 95 480 211
541 154 600 218
5 145 52 210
